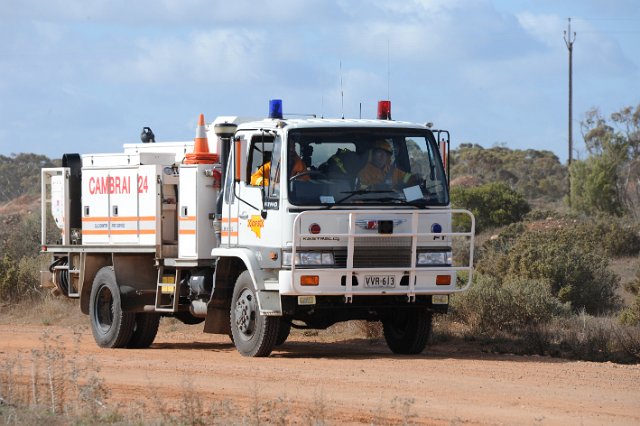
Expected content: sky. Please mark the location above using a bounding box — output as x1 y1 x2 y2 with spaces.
0 0 638 163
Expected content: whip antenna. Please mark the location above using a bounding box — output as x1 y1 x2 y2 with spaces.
340 61 344 119
387 39 390 100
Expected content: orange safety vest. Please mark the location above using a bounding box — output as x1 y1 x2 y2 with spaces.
250 155 307 186
358 162 412 188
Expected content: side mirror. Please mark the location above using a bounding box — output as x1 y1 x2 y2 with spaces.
234 137 242 183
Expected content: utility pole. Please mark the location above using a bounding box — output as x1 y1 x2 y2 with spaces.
564 17 576 207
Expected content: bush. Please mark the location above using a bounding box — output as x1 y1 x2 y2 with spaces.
620 263 640 326
452 274 566 335
476 226 621 314
451 182 530 233
0 211 50 302
0 254 46 302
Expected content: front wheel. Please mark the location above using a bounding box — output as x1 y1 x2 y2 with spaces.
382 310 432 355
230 271 279 357
89 266 136 348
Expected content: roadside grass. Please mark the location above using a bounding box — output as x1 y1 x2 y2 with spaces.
0 296 84 327
433 312 640 364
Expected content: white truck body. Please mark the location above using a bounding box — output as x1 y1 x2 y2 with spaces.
41 103 474 357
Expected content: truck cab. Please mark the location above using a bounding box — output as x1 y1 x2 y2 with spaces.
213 101 474 356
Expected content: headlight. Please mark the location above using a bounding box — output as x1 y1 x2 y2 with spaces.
283 251 335 267
417 250 452 266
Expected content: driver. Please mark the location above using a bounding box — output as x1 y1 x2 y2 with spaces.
357 139 422 189
250 142 307 186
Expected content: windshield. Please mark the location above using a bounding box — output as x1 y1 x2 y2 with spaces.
287 127 449 207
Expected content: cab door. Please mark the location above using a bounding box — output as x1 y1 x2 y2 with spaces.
235 131 277 249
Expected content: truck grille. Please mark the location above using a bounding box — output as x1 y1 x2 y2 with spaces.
334 237 413 268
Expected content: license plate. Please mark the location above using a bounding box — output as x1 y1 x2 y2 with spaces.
364 275 395 288
432 294 449 305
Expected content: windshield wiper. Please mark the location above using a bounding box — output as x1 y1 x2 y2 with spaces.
325 189 394 209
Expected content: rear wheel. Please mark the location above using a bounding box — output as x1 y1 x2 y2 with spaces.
276 319 291 346
89 267 135 348
126 313 160 349
230 271 279 357
382 310 432 355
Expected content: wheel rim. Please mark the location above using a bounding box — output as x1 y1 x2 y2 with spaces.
95 285 114 333
234 288 257 339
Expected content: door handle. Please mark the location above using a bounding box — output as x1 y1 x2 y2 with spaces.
239 211 249 219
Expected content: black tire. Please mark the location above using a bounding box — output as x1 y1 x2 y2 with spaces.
276 319 291 346
230 271 279 357
382 310 432 355
126 313 160 349
89 266 136 348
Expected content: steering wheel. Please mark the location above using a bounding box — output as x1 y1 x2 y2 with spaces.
289 170 325 181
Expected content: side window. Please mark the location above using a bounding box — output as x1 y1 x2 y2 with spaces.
223 150 235 204
247 136 274 185
268 135 283 197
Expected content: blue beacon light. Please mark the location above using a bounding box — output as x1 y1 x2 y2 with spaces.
269 99 283 119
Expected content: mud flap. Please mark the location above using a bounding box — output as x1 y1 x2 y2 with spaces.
256 290 282 316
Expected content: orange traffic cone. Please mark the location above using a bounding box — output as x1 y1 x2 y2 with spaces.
184 113 219 164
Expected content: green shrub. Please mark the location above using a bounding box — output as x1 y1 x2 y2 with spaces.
0 211 49 302
452 274 566 335
620 263 640 325
476 225 621 314
0 254 46 302
451 182 530 233
619 295 640 326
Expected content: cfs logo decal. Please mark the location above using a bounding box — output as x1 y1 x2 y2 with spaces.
248 215 265 238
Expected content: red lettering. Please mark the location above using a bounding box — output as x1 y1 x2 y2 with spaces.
88 175 137 195
138 175 148 193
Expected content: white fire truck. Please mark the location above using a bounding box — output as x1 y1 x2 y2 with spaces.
41 100 474 357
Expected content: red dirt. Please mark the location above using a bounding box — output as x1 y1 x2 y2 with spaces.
1 323 639 425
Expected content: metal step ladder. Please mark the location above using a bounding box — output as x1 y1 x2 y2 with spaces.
154 266 182 312
51 265 80 298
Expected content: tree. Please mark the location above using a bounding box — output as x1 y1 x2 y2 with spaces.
0 153 58 202
449 145 567 202
573 105 640 218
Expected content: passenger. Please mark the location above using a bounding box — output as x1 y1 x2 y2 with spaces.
322 147 363 179
250 143 306 186
357 140 422 189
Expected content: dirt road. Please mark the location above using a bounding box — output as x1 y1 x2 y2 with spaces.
1 323 639 425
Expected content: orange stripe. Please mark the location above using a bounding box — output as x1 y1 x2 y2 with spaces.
179 216 197 221
82 230 156 235
82 216 156 222
178 230 196 235
221 217 239 223
221 232 238 237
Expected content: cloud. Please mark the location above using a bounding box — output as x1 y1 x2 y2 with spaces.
517 12 636 77
103 30 269 85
